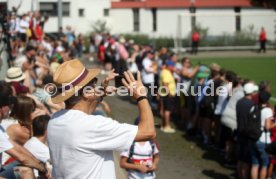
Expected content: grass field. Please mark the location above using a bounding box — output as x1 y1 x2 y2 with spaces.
191 56 276 101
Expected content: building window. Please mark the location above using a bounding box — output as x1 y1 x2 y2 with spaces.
234 7 241 32
133 8 140 32
104 9 109 17
189 6 196 31
79 9 85 17
152 8 157 31
40 2 70 17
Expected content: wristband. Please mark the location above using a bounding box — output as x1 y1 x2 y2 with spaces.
137 96 148 103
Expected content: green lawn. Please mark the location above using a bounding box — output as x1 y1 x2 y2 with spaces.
191 56 276 101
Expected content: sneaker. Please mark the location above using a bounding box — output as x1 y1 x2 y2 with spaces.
163 127 176 133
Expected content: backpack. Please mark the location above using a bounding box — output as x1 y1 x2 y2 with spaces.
127 140 155 164
242 105 262 141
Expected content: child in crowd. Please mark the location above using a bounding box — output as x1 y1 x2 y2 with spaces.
120 118 159 179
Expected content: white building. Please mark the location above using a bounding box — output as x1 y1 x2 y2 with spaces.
0 0 275 40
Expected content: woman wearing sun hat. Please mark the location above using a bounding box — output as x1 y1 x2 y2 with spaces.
47 59 156 179
5 67 30 95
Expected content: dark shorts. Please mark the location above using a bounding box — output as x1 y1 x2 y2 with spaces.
251 141 270 167
163 96 174 111
237 136 252 164
19 33 27 42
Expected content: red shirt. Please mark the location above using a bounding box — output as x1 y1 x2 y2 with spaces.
36 24 43 42
98 45 105 62
259 30 267 41
192 32 200 42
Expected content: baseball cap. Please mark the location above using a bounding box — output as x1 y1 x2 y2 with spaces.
166 60 175 67
243 83 258 95
197 72 209 79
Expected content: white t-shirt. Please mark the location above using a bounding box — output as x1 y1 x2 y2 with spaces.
121 141 159 179
19 19 29 33
14 55 27 68
47 109 138 179
0 125 13 169
24 137 51 177
142 58 154 84
24 137 50 163
42 41 54 57
15 17 21 32
259 107 273 144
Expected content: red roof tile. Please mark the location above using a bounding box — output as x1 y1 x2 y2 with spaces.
111 0 252 9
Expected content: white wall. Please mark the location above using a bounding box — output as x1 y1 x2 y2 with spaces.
44 0 111 33
157 9 178 37
109 9 133 34
196 9 236 36
2 0 275 40
140 9 152 34
241 9 276 40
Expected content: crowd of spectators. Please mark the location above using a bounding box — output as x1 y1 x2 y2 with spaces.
0 8 275 179
0 9 111 178
88 33 275 178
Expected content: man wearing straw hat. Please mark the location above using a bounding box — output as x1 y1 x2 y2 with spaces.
47 59 156 179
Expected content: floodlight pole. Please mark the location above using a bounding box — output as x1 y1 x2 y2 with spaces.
58 0 63 30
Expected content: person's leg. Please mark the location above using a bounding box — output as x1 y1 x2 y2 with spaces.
14 166 35 179
202 117 211 144
191 41 195 54
258 141 270 179
251 165 259 179
195 42 198 55
237 161 243 179
263 41 266 53
164 110 171 128
260 41 264 53
0 161 20 179
243 163 250 179
260 167 267 179
268 163 274 179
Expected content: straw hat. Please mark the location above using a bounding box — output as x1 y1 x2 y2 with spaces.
51 59 100 104
5 67 26 83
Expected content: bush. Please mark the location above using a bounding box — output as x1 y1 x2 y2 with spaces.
84 24 271 50
121 34 175 50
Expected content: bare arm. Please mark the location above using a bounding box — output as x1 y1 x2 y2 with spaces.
122 71 156 141
148 154 159 172
182 66 199 78
265 117 275 131
100 101 111 115
5 140 47 173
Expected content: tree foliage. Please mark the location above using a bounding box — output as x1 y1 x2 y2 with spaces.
249 0 276 8
91 20 110 33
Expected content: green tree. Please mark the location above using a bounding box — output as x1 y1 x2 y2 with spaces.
91 20 110 33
